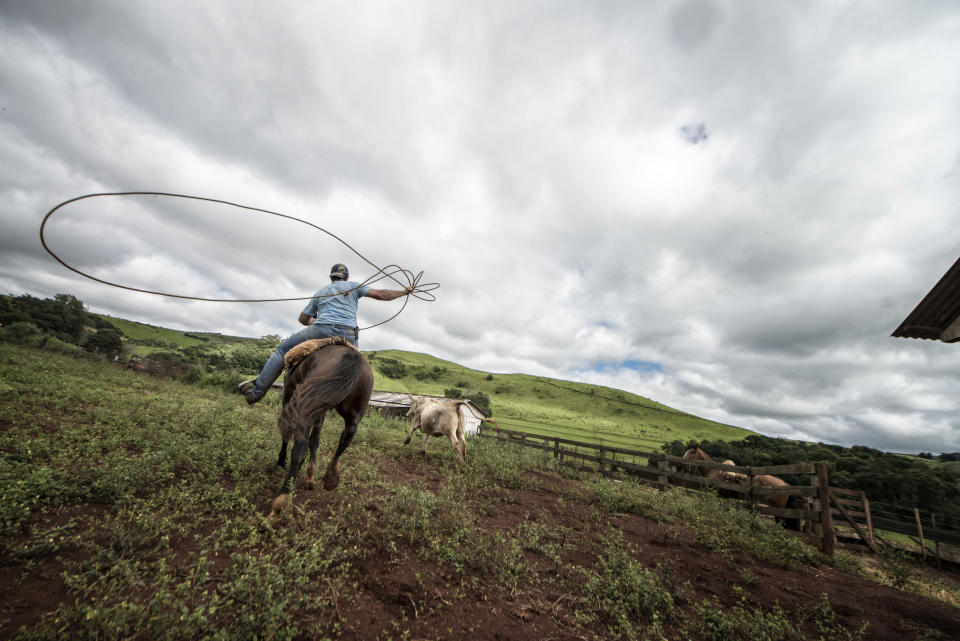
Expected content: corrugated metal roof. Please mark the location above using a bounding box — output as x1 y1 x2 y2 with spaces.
892 256 960 342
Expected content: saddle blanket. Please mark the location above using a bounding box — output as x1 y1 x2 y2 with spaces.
283 336 357 370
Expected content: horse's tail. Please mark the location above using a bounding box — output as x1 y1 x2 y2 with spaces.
279 349 364 440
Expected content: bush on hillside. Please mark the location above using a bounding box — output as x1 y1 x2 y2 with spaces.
0 321 43 346
444 388 462 399
471 391 493 417
227 345 272 371
414 365 446 381
83 327 124 355
377 358 408 379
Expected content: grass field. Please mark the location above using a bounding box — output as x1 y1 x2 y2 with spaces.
2 343 957 640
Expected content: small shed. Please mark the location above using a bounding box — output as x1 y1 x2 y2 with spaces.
367 391 490 436
892 256 960 343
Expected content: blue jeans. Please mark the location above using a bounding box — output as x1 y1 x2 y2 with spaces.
250 324 358 399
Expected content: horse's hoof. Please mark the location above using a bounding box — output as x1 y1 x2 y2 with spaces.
403 438 411 445
322 471 340 491
269 494 287 520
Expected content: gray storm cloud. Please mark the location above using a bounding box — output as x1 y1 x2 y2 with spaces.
1 0 958 453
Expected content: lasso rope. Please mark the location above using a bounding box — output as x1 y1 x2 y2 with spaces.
39 191 438 330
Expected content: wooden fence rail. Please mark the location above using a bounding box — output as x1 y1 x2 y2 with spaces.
477 424 835 555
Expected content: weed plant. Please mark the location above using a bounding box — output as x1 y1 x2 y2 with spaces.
581 477 824 569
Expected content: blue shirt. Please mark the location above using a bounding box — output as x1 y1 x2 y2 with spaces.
301 280 371 327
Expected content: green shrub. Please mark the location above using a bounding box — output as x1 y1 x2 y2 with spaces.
691 600 804 641
878 544 912 590
583 528 674 639
226 345 271 371
377 357 408 379
413 365 446 381
0 321 43 346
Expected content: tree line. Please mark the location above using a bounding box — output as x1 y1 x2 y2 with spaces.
0 292 271 386
662 435 960 529
0 292 124 354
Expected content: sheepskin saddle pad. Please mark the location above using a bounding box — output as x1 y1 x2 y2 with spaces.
283 336 357 370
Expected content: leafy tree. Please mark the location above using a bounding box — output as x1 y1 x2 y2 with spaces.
1 293 87 342
258 334 281 348
53 294 87 342
470 391 493 417
84 327 124 355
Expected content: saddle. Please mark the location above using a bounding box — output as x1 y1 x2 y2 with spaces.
283 336 357 371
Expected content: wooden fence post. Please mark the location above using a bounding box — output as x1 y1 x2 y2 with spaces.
915 508 927 563
815 463 834 556
657 454 669 489
931 514 942 569
861 491 875 548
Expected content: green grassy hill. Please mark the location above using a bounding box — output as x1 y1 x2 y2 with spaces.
92 316 756 451
94 317 755 451
366 349 754 451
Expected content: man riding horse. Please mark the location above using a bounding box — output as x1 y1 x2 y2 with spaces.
239 263 412 404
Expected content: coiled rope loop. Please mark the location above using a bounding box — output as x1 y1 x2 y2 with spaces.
39 191 438 330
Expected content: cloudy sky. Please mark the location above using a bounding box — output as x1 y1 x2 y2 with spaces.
3 1 959 453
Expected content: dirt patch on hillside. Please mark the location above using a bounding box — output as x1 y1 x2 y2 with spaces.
2 459 958 640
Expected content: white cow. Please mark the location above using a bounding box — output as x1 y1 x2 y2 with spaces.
404 396 469 463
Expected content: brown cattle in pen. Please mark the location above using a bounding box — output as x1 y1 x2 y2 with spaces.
683 446 801 531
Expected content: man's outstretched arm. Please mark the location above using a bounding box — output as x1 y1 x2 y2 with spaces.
365 286 414 301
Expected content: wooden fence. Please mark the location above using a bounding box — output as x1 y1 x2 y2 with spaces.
476 425 836 555
828 487 876 552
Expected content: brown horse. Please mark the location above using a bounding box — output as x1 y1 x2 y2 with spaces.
269 341 373 520
682 446 800 530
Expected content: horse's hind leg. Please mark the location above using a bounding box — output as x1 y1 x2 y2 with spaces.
303 413 326 490
322 411 362 491
269 434 308 521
